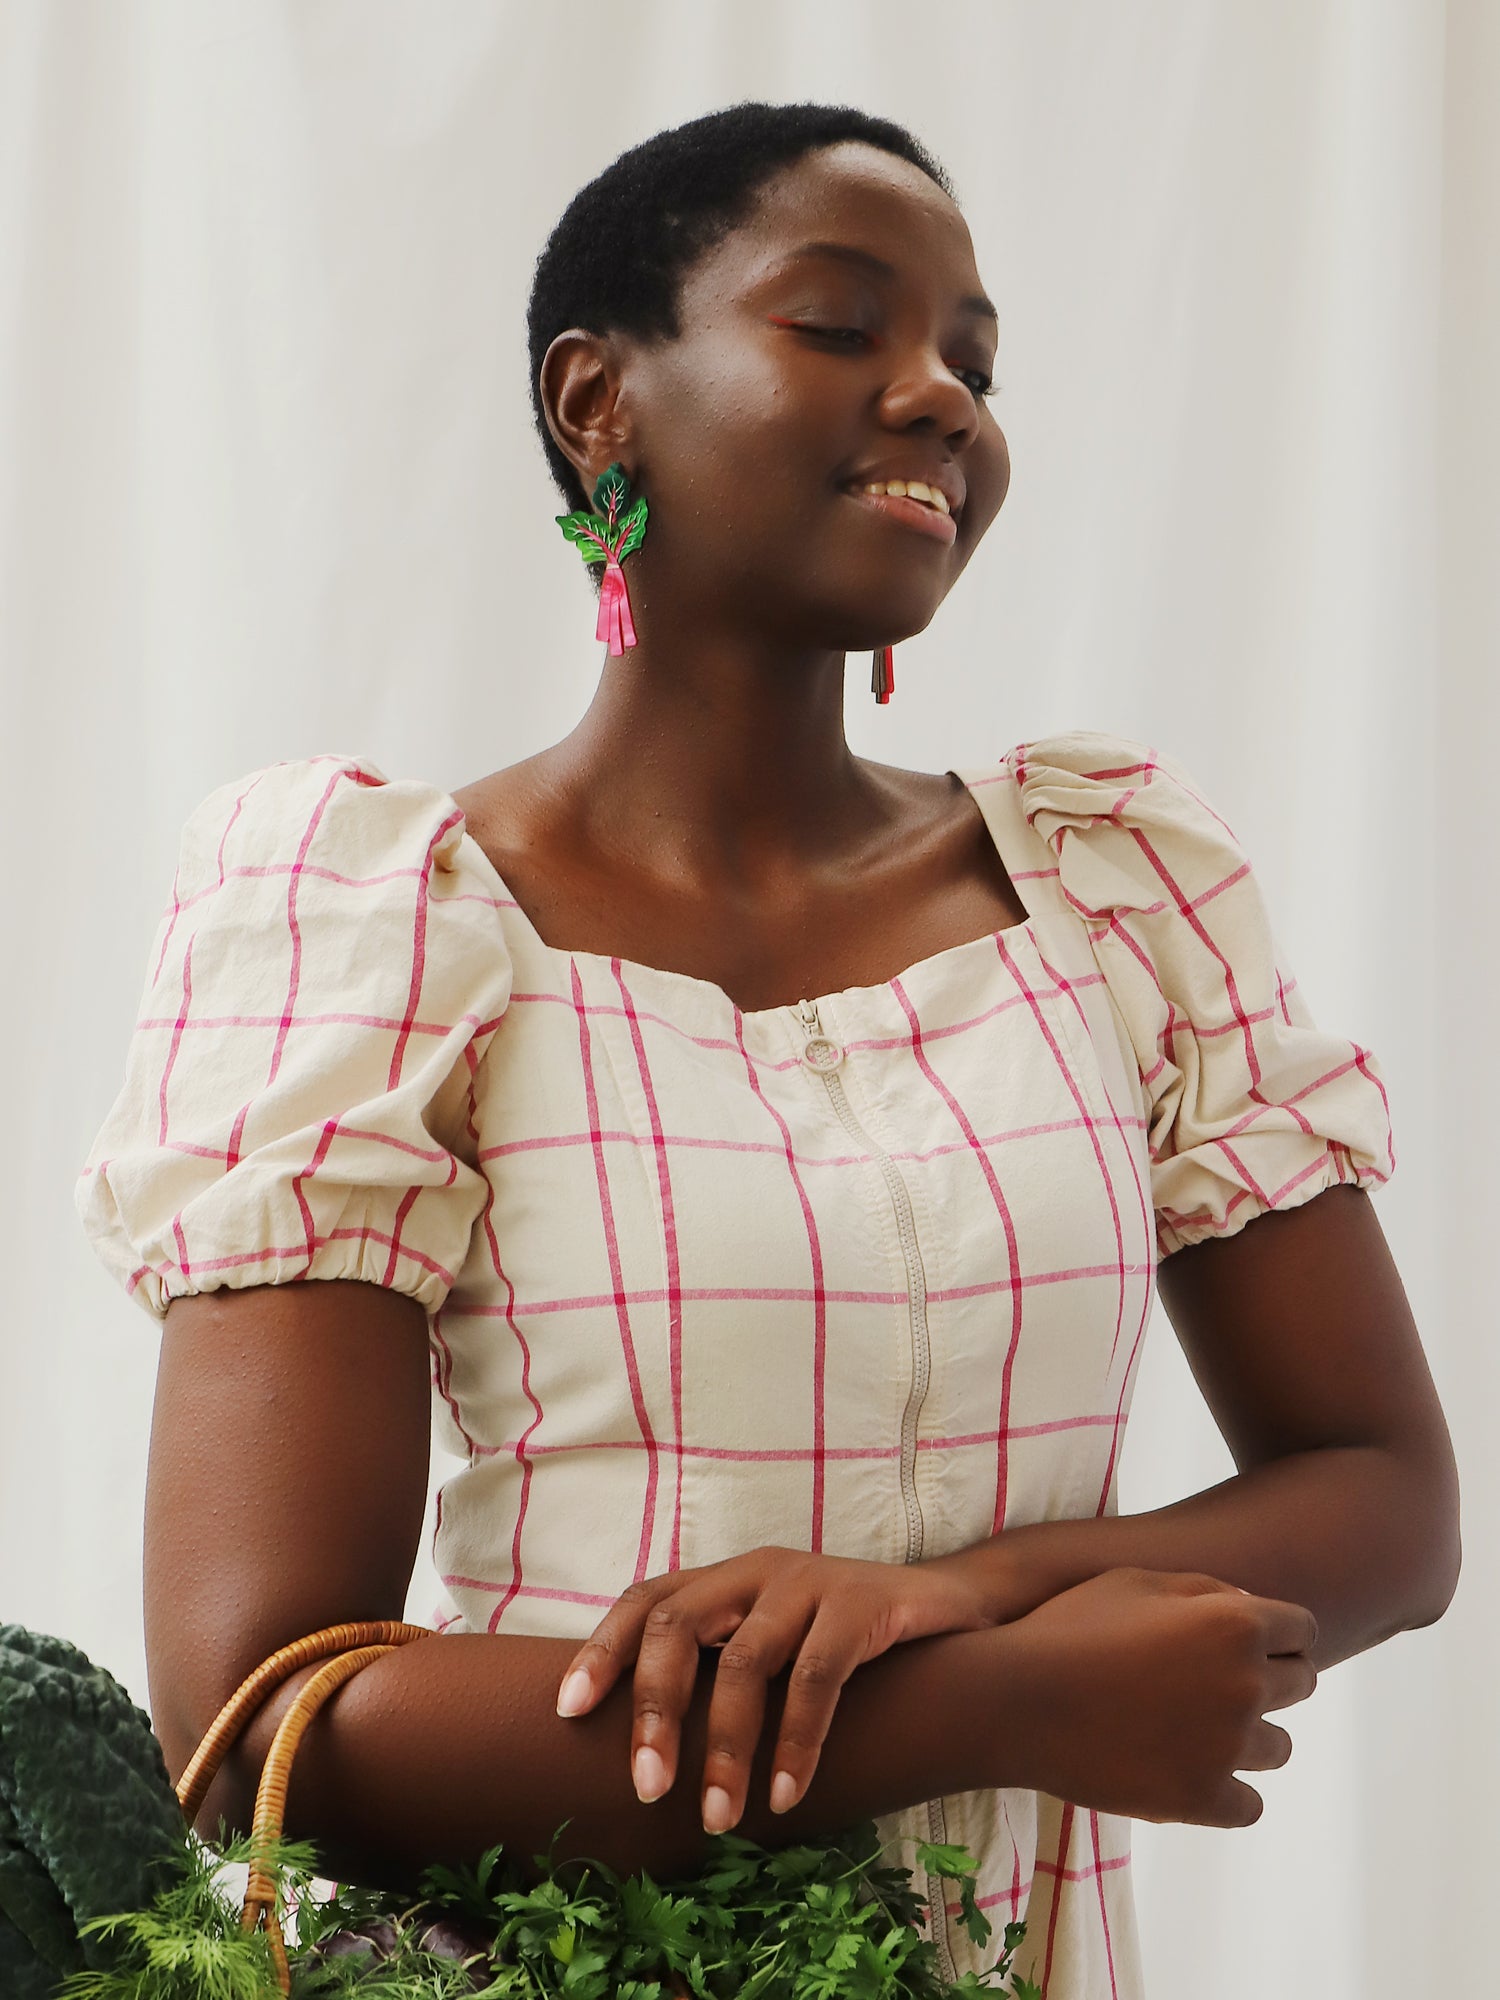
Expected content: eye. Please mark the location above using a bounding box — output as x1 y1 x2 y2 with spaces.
769 316 999 397
951 365 999 399
764 320 880 352
767 317 876 349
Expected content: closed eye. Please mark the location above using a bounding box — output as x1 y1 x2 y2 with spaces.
767 318 873 348
768 318 998 398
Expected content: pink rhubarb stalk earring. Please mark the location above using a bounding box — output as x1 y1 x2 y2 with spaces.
871 645 895 705
555 463 649 655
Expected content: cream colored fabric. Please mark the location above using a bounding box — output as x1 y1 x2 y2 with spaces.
77 733 1392 1997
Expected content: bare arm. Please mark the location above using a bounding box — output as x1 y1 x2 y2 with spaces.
147 1280 1317 1888
536 1186 1438 1827
153 1280 1056 1872
146 1282 1031 1884
927 1187 1461 1668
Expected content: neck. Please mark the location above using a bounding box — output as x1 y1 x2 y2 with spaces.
541 624 882 890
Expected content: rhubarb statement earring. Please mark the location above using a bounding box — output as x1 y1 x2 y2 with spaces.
872 645 895 705
555 463 649 656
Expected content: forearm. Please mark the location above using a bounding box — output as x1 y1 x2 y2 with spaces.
931 1443 1460 1669
193 1624 1011 1889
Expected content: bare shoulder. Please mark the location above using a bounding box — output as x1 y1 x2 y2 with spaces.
851 754 1018 885
449 753 584 882
855 754 979 828
450 754 552 839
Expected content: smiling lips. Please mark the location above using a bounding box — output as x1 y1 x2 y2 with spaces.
846 477 960 544
859 476 952 516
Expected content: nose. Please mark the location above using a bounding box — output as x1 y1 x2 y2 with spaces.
875 342 981 449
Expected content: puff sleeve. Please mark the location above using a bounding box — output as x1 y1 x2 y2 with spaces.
1013 732 1395 1257
75 754 514 1320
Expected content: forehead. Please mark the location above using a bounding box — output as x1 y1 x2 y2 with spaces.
679 142 985 307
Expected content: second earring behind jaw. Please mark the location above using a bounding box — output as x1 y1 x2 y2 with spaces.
871 646 895 705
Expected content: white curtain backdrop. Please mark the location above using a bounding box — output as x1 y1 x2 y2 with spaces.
2 2 1494 1992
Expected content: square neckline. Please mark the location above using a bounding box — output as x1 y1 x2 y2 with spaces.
436 763 1038 1023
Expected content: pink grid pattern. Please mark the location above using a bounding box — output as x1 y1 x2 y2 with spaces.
75 736 1394 2000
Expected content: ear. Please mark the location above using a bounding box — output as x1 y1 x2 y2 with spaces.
539 330 632 498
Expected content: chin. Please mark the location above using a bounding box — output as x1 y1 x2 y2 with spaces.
846 557 967 647
774 549 959 652
829 593 950 653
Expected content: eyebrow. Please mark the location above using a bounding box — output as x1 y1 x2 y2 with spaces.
782 240 999 324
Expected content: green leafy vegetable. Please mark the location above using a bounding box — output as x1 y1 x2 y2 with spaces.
52 1820 1035 1999
0 1624 185 1990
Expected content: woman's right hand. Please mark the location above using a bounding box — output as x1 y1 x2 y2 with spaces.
1000 1567 1318 1827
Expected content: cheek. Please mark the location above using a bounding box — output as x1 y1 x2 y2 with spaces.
653 353 776 454
641 355 840 515
966 426 1011 538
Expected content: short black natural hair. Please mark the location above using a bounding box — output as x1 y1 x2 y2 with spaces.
527 102 953 509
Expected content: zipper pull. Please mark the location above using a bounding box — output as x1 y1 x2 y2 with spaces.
797 998 845 1074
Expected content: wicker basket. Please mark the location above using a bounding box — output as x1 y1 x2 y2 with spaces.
174 1620 432 1994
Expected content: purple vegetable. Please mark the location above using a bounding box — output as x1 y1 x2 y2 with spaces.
415 1913 492 1962
310 1916 401 1961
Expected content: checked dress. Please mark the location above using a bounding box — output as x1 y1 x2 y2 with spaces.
76 731 1394 1998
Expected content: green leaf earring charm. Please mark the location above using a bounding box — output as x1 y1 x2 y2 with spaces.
555 462 649 655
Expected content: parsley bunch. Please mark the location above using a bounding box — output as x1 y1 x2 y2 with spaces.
58 1821 1041 1999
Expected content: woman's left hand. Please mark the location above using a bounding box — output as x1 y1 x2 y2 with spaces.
552 1546 993 1832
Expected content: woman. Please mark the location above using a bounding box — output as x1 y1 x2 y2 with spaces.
76 103 1459 1997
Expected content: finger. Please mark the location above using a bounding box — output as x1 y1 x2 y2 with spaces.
1259 1597 1319 1660
700 1606 808 1834
765 1608 863 1815
698 1603 749 1648
629 1590 737 1803
556 1578 668 1717
1262 1651 1318 1713
1236 1716 1294 1774
1146 1569 1236 1600
1209 1776 1265 1829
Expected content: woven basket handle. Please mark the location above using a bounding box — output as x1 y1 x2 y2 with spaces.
174 1620 432 1993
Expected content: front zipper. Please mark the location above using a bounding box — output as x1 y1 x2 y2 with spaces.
794 998 958 1984
795 998 933 1563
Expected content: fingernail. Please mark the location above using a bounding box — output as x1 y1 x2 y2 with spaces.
770 1770 798 1815
556 1670 592 1718
702 1785 736 1834
633 1746 669 1803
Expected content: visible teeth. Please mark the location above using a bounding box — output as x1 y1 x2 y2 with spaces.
860 478 951 515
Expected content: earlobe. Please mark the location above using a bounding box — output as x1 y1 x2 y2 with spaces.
539 329 630 494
